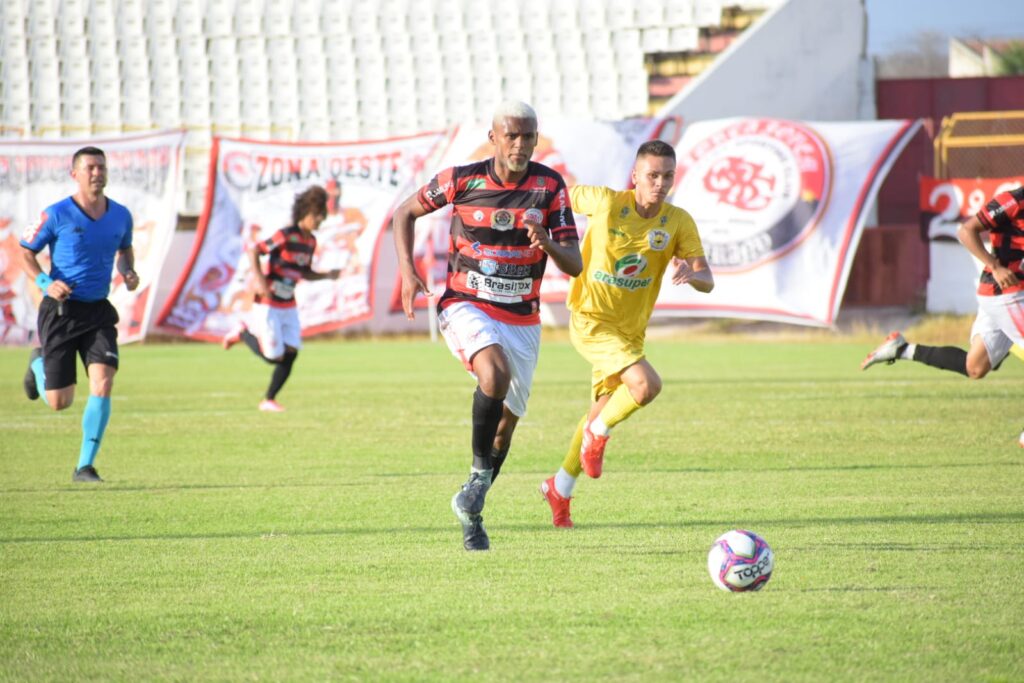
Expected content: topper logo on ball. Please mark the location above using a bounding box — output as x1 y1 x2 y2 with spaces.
673 118 833 272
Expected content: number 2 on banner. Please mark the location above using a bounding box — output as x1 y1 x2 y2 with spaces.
928 182 963 240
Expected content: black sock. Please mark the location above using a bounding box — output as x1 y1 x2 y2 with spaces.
471 387 504 471
912 345 969 377
490 447 510 482
241 330 274 363
266 351 297 400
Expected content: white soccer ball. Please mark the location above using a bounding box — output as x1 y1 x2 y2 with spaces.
707 529 774 592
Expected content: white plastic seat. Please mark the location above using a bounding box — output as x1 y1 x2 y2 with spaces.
121 82 152 129
664 0 694 25
578 2 607 32
668 26 699 51
1 1 26 38
144 0 175 36
264 0 294 37
321 1 350 32
520 0 551 33
58 35 87 62
115 3 144 39
491 2 521 32
28 1 56 37
549 0 578 27
635 0 666 26
57 0 86 37
205 0 236 35
407 0 435 32
606 0 637 29
173 0 204 36
693 0 722 27
234 0 263 36
640 27 669 53
292 0 323 34
350 0 379 32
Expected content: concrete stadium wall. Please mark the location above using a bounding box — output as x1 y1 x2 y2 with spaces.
660 0 869 123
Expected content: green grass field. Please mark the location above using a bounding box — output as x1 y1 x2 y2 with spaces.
2 336 1022 682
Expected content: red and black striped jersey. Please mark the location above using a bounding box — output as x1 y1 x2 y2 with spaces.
255 225 317 308
976 186 1024 296
417 158 577 325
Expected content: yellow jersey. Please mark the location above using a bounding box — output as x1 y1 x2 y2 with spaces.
567 185 705 340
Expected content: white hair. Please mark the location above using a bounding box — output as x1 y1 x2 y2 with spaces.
492 100 537 125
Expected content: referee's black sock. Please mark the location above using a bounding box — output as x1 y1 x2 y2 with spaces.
471 387 504 471
266 351 297 400
912 345 969 376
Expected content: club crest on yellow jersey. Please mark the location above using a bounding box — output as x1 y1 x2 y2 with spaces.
648 229 669 251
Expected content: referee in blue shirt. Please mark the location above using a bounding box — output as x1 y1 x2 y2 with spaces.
19 146 140 483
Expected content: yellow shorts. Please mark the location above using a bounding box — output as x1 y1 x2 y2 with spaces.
569 312 645 400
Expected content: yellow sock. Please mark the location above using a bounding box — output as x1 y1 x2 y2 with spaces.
561 415 587 477
598 383 643 430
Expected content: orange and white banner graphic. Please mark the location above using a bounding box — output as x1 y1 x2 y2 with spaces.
920 176 1024 240
0 131 184 345
156 132 445 341
659 117 921 327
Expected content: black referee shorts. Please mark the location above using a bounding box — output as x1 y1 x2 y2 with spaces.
36 297 120 391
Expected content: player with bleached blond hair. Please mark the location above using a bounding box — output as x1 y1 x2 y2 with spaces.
393 101 582 551
540 140 714 528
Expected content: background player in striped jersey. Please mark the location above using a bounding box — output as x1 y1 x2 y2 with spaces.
540 140 714 528
222 185 341 412
393 101 582 550
19 146 140 483
861 185 1024 445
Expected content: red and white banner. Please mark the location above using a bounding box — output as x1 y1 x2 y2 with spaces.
920 176 1024 240
392 117 670 312
0 131 184 345
156 132 445 341
658 117 921 327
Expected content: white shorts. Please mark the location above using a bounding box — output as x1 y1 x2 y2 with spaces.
437 301 541 417
970 291 1024 367
250 303 302 359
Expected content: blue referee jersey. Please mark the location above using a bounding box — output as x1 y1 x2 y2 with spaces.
20 196 133 302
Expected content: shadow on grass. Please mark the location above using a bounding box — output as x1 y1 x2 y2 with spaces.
2 510 1021 545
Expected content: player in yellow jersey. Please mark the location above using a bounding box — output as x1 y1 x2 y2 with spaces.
540 140 714 527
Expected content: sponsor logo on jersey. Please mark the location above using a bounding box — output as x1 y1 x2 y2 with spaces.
593 254 652 290
614 254 648 277
478 259 531 277
491 209 515 231
536 177 545 187
648 229 669 251
425 180 452 201
466 178 487 190
619 206 630 218
465 271 533 301
524 208 544 224
478 245 537 258
473 210 485 222
660 215 668 225
609 227 627 238
673 118 831 271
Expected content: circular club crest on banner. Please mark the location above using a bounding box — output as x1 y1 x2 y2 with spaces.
673 119 832 272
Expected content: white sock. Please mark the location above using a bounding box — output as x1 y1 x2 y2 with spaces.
900 343 916 360
554 467 577 498
589 415 610 437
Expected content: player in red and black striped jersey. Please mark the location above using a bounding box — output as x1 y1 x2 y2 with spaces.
861 185 1024 445
223 185 341 412
393 101 582 550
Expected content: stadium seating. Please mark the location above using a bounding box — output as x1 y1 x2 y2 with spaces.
0 0 764 214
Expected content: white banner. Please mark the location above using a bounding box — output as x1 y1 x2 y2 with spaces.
658 117 921 326
0 131 184 345
392 117 671 313
156 132 445 341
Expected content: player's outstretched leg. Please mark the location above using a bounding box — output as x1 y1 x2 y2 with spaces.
860 331 907 370
23 347 42 401
222 321 247 350
452 469 492 550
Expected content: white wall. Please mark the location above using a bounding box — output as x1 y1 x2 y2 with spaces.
661 0 870 123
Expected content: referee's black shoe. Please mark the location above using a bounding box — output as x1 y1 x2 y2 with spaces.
23 348 41 400
73 466 104 483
